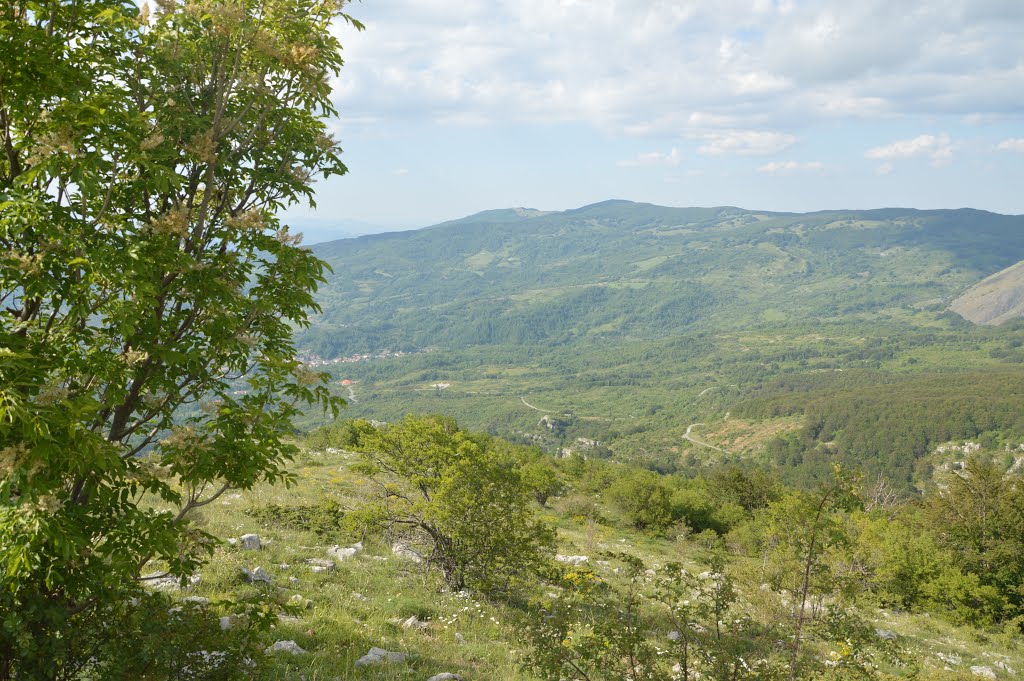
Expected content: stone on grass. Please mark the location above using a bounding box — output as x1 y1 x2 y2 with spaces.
427 674 463 681
289 594 313 609
241 566 271 584
667 630 681 641
392 542 424 563
239 534 262 550
306 558 335 573
265 640 307 655
970 667 997 680
219 616 233 631
875 629 897 641
143 572 200 592
355 647 406 667
328 542 363 562
555 555 589 566
401 615 429 630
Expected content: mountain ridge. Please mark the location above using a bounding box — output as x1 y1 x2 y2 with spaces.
304 201 1024 357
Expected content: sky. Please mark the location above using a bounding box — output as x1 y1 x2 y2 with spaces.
283 0 1024 240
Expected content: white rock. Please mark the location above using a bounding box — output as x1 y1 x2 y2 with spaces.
970 666 997 679
401 615 429 630
241 566 271 584
183 596 209 607
239 534 262 550
995 661 1016 675
219 616 233 631
454 633 465 644
328 542 363 562
142 572 200 592
875 629 897 641
667 630 681 641
265 640 306 655
306 558 335 573
354 647 406 667
392 542 424 563
427 674 463 681
555 555 589 566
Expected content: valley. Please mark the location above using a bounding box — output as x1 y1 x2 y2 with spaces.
296 201 1024 490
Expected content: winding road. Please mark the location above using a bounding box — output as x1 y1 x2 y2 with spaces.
683 423 730 455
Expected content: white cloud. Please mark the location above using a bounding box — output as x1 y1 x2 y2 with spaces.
697 130 797 156
865 134 955 166
997 138 1024 152
331 1 1024 137
393 168 410 176
618 147 683 167
757 161 825 175
875 162 894 176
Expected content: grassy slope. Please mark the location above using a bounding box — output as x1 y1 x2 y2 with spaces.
151 448 1024 680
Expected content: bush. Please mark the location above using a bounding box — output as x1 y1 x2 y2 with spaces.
347 415 555 593
604 469 675 532
244 499 346 538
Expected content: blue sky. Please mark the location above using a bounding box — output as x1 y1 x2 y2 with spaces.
283 0 1024 242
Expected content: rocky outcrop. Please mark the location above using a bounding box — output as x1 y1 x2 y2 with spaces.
949 259 1024 325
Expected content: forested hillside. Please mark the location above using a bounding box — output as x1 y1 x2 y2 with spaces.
294 202 1024 490
302 201 1024 354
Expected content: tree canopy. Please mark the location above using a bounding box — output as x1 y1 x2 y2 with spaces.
0 0 356 675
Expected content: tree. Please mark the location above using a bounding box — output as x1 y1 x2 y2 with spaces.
348 415 555 593
925 456 1024 624
0 0 355 675
605 468 675 532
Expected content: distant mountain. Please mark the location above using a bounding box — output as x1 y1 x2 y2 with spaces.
949 259 1024 325
303 201 1024 356
288 217 412 245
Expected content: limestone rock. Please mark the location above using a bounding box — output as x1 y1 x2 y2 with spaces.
306 558 336 573
875 629 897 641
555 555 589 566
241 566 271 584
265 640 307 655
355 647 406 667
427 674 464 681
328 542 363 562
401 615 430 630
994 661 1016 675
970 667 997 679
239 534 262 550
392 542 424 563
